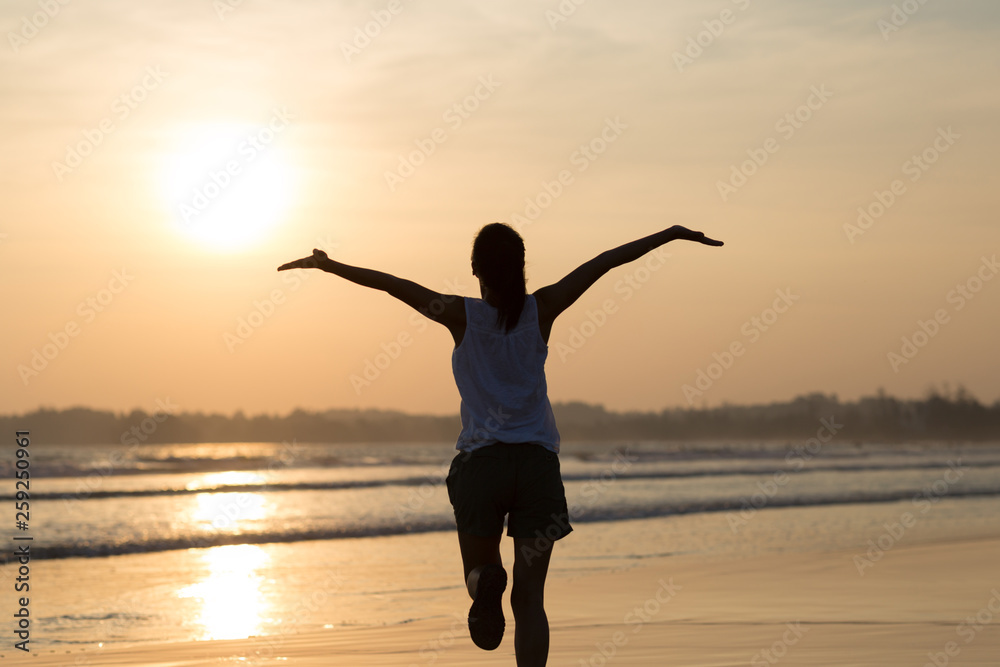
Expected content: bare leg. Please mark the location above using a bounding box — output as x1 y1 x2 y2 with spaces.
457 531 503 598
511 537 553 667
457 531 507 650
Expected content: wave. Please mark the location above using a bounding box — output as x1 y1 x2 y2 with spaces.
13 487 1000 562
11 461 1000 502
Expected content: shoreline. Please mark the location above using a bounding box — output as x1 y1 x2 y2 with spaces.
10 536 1000 666
9 491 1000 666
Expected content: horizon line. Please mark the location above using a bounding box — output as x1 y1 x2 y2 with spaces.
6 386 997 420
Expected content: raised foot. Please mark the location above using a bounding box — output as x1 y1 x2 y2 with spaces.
468 564 507 651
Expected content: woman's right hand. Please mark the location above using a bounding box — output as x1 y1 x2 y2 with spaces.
277 248 330 271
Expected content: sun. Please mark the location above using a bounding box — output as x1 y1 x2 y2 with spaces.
161 121 296 251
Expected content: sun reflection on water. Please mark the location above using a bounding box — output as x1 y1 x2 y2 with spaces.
178 544 272 641
186 470 268 492
193 491 268 528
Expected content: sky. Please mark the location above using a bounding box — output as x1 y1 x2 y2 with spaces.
1 0 998 417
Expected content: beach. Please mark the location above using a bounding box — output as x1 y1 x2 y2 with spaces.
8 495 1000 666
4 439 1000 665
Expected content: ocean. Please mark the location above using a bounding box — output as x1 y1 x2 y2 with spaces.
4 437 1000 653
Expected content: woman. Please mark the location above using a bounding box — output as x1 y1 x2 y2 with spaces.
278 223 723 666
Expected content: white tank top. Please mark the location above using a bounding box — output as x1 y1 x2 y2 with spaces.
451 295 560 453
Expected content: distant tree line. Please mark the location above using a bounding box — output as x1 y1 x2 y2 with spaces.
554 388 999 441
2 388 997 445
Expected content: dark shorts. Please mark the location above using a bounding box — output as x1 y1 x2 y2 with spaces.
446 442 572 541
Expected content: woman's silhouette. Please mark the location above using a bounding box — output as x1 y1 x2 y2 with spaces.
278 223 723 666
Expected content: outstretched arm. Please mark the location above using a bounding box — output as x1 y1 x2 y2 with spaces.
278 249 465 338
533 226 722 339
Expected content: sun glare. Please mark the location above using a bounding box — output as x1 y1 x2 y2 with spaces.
161 122 295 252
193 492 268 526
178 544 271 641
